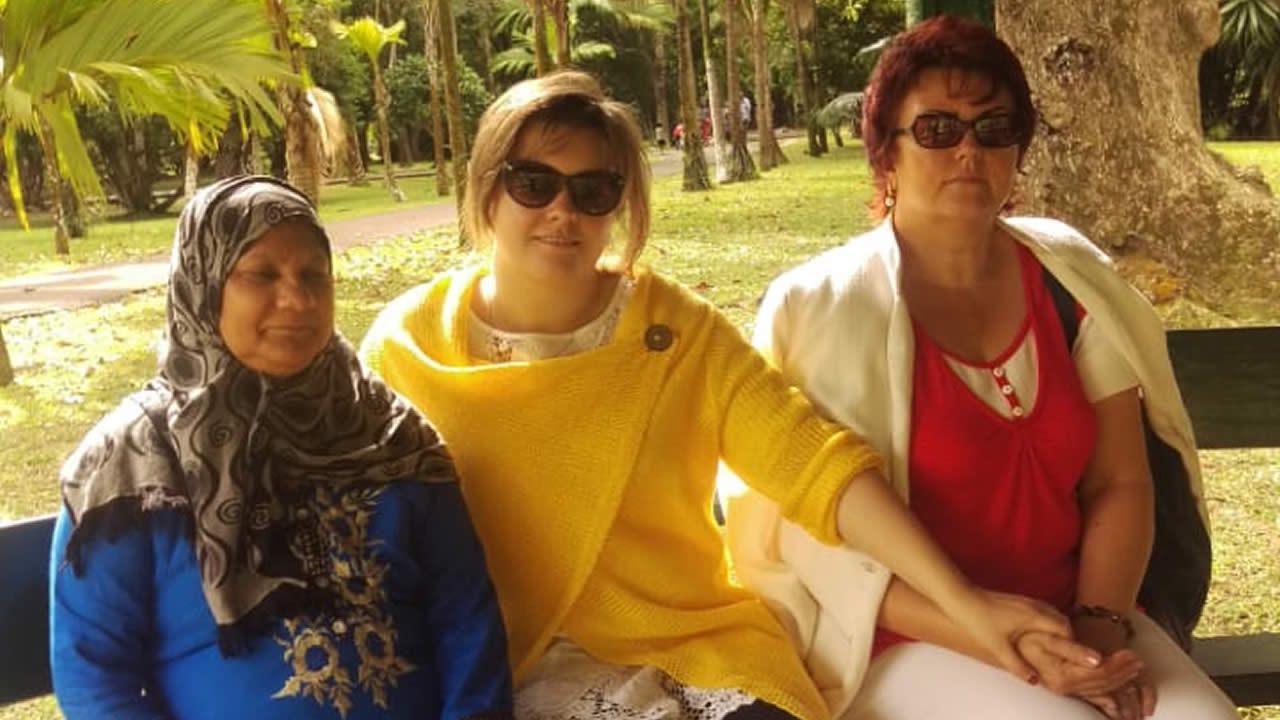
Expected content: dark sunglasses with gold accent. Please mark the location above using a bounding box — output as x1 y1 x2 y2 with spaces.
894 110 1022 149
501 161 625 216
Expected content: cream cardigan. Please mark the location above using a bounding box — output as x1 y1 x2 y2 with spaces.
723 217 1207 718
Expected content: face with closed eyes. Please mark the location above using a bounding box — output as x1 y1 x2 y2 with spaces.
217 220 334 377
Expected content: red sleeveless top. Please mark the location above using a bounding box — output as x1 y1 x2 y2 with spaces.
874 245 1097 654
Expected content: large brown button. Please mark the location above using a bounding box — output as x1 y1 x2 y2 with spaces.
644 324 673 351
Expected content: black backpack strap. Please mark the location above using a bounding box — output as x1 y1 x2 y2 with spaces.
1041 266 1079 351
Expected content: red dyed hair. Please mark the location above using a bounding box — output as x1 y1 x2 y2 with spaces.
861 15 1036 219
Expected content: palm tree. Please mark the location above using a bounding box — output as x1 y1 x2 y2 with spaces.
490 0 619 77
745 0 786 168
674 0 711 189
334 17 407 202
782 0 822 156
422 0 451 196
721 0 757 182
436 0 469 218
1218 0 1280 137
697 0 726 180
0 0 289 251
264 0 326 204
529 0 553 73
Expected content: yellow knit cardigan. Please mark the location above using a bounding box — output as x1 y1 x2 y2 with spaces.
359 266 882 720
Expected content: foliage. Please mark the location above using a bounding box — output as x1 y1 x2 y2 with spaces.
1201 0 1280 137
0 0 292 225
386 53 432 135
454 61 496 142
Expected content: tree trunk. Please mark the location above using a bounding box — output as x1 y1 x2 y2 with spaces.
749 0 786 168
183 139 200 201
423 0 451 196
653 32 671 145
0 323 13 387
214 123 250 178
36 119 70 255
438 0 470 223
784 0 822 157
675 0 711 190
373 66 406 202
998 0 1280 315
723 0 758 183
346 126 367 185
264 0 323 203
698 0 726 181
550 0 571 68
530 0 552 76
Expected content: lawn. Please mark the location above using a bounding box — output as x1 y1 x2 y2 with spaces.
0 164 445 280
1 142 1277 719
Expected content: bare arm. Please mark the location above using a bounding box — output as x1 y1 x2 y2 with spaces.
1073 388 1154 650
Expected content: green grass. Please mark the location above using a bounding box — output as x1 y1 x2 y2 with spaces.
1209 141 1280 188
0 165 445 280
1 142 1277 719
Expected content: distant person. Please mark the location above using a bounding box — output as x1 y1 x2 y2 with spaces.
672 121 684 150
361 69 1072 720
740 95 753 130
50 176 512 720
726 15 1236 720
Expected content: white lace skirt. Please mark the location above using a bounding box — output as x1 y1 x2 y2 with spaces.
515 636 757 720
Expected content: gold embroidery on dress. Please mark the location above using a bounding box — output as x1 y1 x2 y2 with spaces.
272 485 414 717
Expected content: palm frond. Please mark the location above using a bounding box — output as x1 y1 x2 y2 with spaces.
572 40 617 62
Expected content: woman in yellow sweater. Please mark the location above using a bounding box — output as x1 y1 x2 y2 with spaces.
359 70 1081 720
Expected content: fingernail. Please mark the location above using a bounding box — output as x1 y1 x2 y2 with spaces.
1026 673 1039 685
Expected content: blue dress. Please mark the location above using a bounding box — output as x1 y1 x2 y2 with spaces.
50 480 512 720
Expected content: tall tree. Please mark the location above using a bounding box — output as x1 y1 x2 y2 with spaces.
334 17 407 202
674 0 711 189
697 0 727 180
437 0 470 218
721 0 757 182
264 0 326 204
549 0 572 66
529 0 553 74
745 0 786 168
423 0 451 196
653 31 672 143
783 0 823 156
999 0 1280 315
0 0 287 251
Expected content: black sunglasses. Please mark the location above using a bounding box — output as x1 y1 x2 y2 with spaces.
894 110 1022 149
501 161 625 216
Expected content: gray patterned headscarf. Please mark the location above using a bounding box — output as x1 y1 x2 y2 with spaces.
60 175 454 651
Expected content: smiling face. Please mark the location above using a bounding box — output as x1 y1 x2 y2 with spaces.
218 221 334 377
888 67 1021 226
487 121 618 290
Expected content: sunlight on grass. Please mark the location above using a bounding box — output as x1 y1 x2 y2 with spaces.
1 141 1277 720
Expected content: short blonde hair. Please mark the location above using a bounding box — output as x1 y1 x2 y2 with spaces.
463 70 651 272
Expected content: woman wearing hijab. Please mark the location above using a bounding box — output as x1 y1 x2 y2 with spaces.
50 176 513 720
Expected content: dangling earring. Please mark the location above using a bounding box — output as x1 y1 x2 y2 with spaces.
884 189 896 208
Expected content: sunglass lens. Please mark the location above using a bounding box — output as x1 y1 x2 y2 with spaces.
568 173 623 216
974 114 1019 147
912 114 964 148
505 166 562 208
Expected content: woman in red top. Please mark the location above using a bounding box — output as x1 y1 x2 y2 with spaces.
730 14 1237 720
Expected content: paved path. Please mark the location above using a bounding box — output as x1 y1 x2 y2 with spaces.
0 152 684 318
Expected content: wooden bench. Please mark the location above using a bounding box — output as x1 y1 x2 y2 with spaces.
2 326 1278 708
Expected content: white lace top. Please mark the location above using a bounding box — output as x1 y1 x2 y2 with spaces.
467 275 760 720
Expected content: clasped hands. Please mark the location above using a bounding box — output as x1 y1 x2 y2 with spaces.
1013 600 1156 720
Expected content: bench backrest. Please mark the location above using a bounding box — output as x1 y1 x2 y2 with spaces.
0 513 55 705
